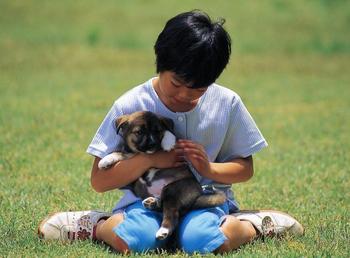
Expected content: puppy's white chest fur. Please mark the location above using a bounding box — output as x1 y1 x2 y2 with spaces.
144 178 174 198
140 168 177 198
146 168 160 181
138 168 159 184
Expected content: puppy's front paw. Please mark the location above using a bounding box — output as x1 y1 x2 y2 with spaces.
98 156 114 169
156 227 170 240
98 152 124 169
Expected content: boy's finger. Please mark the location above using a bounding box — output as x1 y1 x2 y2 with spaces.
178 141 205 152
175 155 185 161
183 147 207 159
177 139 197 146
174 148 185 155
174 161 187 167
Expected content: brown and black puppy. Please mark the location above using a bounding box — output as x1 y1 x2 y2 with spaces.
98 111 226 240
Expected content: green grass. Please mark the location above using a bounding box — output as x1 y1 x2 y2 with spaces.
1 0 349 257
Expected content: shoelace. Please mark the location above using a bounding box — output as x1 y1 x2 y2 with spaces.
60 225 76 241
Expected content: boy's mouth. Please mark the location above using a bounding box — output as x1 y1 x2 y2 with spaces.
173 97 193 104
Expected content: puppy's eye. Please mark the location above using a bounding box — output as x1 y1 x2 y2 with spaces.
155 127 162 132
153 127 162 134
134 130 142 135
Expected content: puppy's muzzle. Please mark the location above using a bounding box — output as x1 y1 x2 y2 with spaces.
138 134 161 153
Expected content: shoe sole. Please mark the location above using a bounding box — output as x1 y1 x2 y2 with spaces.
234 209 305 235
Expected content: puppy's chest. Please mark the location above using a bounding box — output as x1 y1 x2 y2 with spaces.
138 168 178 197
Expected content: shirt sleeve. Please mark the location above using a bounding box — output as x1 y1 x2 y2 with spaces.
216 96 268 162
86 101 124 158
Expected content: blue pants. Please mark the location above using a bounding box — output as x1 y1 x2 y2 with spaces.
113 200 232 254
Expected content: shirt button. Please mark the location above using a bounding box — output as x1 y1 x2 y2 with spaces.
177 116 184 122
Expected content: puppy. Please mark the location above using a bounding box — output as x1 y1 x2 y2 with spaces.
99 111 226 240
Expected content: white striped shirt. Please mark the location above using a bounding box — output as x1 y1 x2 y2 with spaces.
87 77 268 212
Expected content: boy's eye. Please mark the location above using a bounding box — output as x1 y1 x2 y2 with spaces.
171 81 181 87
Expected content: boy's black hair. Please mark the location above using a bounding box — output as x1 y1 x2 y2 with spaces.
154 10 231 88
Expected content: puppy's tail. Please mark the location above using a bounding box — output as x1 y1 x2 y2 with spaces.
192 191 226 209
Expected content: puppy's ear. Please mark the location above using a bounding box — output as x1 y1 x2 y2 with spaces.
115 115 129 135
160 117 174 133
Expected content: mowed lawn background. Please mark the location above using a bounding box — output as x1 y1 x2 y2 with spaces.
1 0 349 257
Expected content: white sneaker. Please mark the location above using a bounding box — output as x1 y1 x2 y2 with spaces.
232 210 304 237
38 210 111 242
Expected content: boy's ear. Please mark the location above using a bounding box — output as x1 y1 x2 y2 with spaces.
115 115 129 135
160 117 175 134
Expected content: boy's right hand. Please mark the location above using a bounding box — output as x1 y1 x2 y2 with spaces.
146 146 186 169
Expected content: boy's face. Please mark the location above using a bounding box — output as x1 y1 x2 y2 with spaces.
155 71 208 112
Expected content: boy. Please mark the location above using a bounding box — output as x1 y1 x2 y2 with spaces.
39 11 303 254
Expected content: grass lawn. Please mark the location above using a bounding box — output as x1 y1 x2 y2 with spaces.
1 0 349 257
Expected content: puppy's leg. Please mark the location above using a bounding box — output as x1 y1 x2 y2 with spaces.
192 191 226 209
156 203 179 240
98 152 133 169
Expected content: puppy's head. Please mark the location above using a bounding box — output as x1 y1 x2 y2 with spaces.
116 111 174 154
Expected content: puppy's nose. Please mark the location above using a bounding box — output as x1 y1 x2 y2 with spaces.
149 134 156 142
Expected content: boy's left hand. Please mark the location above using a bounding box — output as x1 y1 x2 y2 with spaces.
176 139 211 176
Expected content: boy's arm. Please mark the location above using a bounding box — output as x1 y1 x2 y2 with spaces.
177 139 254 184
208 156 254 184
90 149 185 192
90 155 153 192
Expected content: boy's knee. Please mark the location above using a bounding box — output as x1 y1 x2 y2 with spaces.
179 226 210 254
113 203 166 253
178 209 227 254
115 225 160 253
